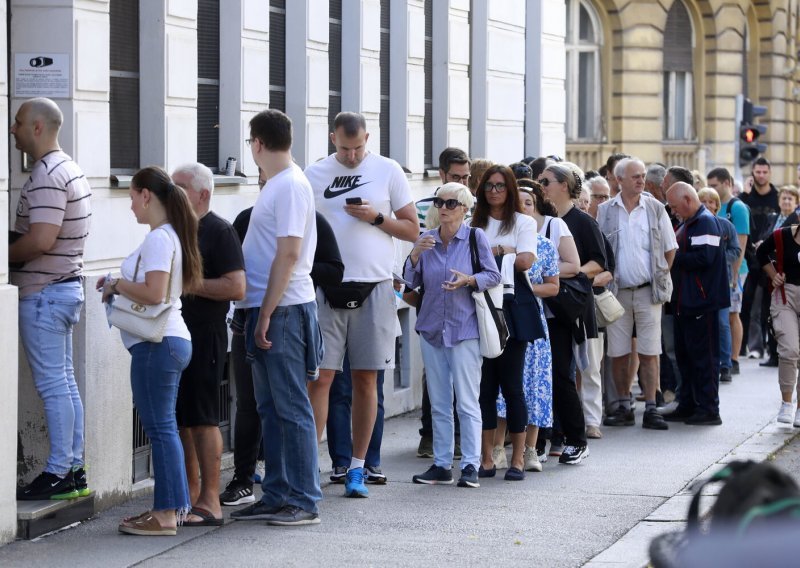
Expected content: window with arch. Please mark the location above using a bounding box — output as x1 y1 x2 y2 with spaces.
663 0 695 141
565 0 603 141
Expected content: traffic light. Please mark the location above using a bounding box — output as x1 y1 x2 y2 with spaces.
739 98 768 167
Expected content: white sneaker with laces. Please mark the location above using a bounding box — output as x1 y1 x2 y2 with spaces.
523 446 542 472
778 402 794 424
492 445 508 470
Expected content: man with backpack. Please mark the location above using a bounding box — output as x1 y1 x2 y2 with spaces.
707 167 750 378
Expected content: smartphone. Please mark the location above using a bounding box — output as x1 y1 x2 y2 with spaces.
345 197 362 205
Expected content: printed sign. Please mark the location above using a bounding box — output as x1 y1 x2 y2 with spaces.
14 53 70 98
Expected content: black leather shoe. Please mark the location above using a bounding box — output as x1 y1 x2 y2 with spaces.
719 367 732 383
662 407 694 422
643 409 669 430
760 357 779 368
603 406 635 426
685 412 722 426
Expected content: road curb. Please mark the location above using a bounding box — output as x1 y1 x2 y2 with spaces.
583 421 800 567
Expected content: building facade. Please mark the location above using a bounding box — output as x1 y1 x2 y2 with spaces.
564 0 800 184
1 0 567 542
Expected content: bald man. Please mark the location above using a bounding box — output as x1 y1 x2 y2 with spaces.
11 98 92 499
663 183 729 426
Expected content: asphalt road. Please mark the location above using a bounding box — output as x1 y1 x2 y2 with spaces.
1 356 796 567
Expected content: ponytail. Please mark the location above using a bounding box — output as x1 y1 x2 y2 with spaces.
131 166 204 293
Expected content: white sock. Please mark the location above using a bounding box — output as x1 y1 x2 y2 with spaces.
349 458 365 470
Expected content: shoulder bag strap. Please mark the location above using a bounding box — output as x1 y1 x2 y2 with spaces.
775 227 786 304
469 228 480 274
129 229 176 304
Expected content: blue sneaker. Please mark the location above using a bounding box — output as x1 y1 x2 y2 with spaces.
344 467 369 498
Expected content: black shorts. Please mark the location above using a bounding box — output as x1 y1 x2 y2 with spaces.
176 321 228 427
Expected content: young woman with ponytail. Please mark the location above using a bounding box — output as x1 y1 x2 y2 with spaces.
98 166 202 536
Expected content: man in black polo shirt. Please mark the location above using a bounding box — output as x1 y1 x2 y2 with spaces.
173 163 245 525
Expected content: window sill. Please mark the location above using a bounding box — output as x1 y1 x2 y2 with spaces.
111 174 250 189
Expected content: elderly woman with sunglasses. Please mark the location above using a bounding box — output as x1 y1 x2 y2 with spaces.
471 165 538 480
404 183 500 488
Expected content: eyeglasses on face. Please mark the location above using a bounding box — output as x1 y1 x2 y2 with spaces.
432 197 464 210
591 194 609 201
447 173 471 183
484 182 507 193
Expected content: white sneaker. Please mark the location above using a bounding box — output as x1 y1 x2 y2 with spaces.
748 350 762 359
656 401 679 415
492 445 508 470
794 408 800 428
777 402 794 424
524 446 542 472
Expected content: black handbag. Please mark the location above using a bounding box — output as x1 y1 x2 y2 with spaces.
545 272 592 323
502 269 546 342
321 281 377 309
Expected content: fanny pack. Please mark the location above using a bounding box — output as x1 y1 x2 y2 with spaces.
322 282 378 309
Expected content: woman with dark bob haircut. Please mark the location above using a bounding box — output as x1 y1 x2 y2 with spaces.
471 164 537 481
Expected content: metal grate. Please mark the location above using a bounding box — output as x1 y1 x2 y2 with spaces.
197 0 220 169
109 0 140 171
328 0 343 155
379 0 390 157
132 407 151 484
269 1 286 111
423 0 432 168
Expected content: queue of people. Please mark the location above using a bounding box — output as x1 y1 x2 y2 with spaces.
11 97 798 535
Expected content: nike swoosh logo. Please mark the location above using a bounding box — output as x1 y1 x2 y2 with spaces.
323 181 371 198
50 481 61 487
385 358 391 364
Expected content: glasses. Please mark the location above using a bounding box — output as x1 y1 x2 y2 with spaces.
432 197 464 210
446 173 471 184
537 178 556 187
591 194 610 201
484 182 507 193
245 138 255 146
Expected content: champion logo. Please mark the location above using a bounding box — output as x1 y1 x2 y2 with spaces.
323 175 371 198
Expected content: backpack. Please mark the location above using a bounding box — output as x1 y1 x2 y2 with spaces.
649 460 800 568
725 197 757 269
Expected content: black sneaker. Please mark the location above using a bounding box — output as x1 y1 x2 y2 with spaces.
603 406 635 427
719 367 732 383
417 435 433 458
220 478 255 506
329 466 348 484
558 445 589 465
266 505 320 526
731 360 740 375
17 471 78 501
230 500 282 520
536 447 548 463
663 407 695 422
73 466 91 497
760 357 779 368
642 409 669 430
457 464 479 488
685 412 722 426
365 465 387 485
412 465 454 485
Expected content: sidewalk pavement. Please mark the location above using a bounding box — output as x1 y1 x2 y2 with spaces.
0 357 796 568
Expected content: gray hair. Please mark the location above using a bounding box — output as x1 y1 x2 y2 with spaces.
646 163 666 188
172 162 215 195
586 176 610 193
24 97 63 132
614 157 646 180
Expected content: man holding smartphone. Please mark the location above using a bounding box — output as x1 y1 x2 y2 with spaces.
305 112 418 498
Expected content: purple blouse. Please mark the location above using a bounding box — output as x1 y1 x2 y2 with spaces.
404 223 501 348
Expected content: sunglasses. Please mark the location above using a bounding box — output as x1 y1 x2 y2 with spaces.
433 197 464 210
484 182 507 193
537 178 555 187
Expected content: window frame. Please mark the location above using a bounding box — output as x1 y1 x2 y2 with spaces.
662 0 696 142
565 0 603 142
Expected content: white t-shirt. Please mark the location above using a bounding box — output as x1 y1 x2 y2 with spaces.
480 212 538 255
119 224 188 349
539 215 573 262
306 152 413 282
241 163 317 308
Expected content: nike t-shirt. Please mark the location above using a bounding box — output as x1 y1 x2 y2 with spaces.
305 152 413 282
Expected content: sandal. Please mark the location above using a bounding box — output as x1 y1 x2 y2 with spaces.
119 514 177 536
182 506 224 527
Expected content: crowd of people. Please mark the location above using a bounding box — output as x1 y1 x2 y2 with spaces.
10 97 799 533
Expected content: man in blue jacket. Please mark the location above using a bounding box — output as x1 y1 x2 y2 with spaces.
663 183 730 425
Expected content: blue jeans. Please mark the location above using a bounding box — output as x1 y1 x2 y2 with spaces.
19 281 85 476
247 302 323 514
718 307 732 369
420 338 482 470
327 355 385 468
129 336 192 512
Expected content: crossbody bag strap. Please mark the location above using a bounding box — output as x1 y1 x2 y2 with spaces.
468 228 480 274
163 228 176 304
775 227 786 304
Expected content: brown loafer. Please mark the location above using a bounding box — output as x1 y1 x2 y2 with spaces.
122 510 151 524
119 514 177 536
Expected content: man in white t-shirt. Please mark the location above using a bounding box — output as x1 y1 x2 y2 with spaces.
305 112 418 498
231 109 323 526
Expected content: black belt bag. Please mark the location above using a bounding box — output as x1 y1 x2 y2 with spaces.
322 282 378 309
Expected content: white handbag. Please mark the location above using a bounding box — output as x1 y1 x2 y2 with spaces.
594 288 625 328
469 229 509 359
108 234 176 343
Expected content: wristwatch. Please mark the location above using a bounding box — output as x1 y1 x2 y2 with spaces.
372 213 385 226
